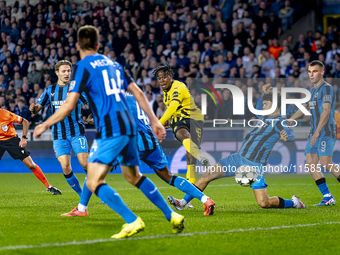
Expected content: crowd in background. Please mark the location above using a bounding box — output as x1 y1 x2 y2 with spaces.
0 0 338 125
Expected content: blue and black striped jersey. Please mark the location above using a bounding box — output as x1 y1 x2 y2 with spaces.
126 93 158 151
239 93 295 165
38 83 87 140
308 81 337 139
70 54 136 139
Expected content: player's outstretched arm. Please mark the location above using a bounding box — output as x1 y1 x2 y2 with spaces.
158 100 180 125
289 103 309 123
29 104 43 115
278 118 295 142
127 82 166 141
34 92 80 138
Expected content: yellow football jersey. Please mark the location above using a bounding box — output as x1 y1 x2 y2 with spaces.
163 80 204 124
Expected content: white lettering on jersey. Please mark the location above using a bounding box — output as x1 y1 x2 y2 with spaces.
90 59 114 69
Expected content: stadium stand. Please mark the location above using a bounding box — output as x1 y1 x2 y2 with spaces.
0 0 337 125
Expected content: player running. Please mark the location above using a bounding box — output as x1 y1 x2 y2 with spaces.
126 92 215 215
153 63 209 184
168 84 307 210
34 25 184 238
290 60 339 206
72 91 215 217
30 60 92 215
0 108 61 194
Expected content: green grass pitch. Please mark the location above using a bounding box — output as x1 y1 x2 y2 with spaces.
0 173 339 255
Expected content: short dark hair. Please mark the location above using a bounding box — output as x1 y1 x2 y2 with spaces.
152 62 174 77
262 91 281 109
309 60 324 70
77 25 99 51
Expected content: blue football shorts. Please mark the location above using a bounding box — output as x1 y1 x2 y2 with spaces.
218 153 267 190
88 135 139 166
53 136 89 158
305 135 336 157
139 145 168 171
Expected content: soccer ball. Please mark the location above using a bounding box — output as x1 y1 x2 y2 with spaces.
235 165 258 187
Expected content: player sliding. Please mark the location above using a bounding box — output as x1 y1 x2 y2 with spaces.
34 25 184 238
168 84 307 210
30 60 92 216
153 63 209 184
0 108 61 194
290 60 339 206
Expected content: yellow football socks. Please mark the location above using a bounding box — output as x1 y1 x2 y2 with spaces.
186 164 197 184
182 138 203 160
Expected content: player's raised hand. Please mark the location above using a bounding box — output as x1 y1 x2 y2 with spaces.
152 121 166 142
280 130 289 141
262 83 272 93
86 114 94 125
29 103 36 113
34 124 48 138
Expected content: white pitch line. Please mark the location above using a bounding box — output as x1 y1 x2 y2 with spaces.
1 221 339 251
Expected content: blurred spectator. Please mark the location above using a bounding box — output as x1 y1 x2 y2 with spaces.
325 43 340 66
211 54 230 78
279 0 294 31
262 51 275 77
251 65 265 79
156 101 166 119
270 0 284 16
245 52 257 78
17 54 29 77
2 64 11 83
269 38 283 59
13 72 22 88
232 38 242 56
255 38 267 58
188 43 201 64
146 90 155 110
8 99 17 113
17 99 31 120
278 46 293 71
177 48 190 68
153 93 163 114
200 42 212 62
333 61 340 78
27 63 41 85
0 74 8 90
21 83 31 104
325 25 339 44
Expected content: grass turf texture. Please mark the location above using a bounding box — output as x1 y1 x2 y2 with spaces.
0 173 339 255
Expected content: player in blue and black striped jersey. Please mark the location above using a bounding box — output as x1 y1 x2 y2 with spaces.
34 25 184 238
125 92 215 215
290 60 340 206
30 60 92 214
168 84 307 210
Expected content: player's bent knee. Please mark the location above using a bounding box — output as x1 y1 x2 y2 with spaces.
80 162 88 171
62 165 72 175
257 199 271 208
86 179 99 192
28 163 36 171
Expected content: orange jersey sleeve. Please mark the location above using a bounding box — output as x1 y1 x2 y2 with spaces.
0 109 22 140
